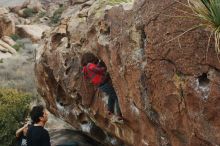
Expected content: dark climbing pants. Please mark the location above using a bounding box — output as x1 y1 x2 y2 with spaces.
99 82 121 116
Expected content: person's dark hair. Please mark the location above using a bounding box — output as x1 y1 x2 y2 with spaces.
30 105 44 124
81 52 99 66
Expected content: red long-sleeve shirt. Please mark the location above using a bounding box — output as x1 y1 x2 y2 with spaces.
82 63 106 86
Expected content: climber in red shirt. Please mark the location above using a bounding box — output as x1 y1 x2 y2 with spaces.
82 62 106 86
81 52 123 123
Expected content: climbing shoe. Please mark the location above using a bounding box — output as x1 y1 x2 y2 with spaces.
111 115 124 124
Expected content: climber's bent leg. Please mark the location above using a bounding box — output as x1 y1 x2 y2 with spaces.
99 82 117 114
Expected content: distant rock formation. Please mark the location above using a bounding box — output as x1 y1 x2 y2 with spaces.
35 0 220 146
16 24 50 42
0 8 15 37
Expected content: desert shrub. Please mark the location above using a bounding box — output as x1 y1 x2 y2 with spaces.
38 11 46 18
12 42 23 52
0 88 32 146
10 34 20 41
50 5 65 24
23 8 35 17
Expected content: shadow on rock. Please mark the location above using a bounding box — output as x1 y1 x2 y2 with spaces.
50 129 104 146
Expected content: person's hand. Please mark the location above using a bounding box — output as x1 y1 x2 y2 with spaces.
16 123 29 137
22 123 30 136
23 123 28 128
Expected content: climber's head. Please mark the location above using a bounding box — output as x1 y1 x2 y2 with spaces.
81 52 99 66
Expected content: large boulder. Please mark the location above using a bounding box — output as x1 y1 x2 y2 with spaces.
0 7 9 15
27 0 43 12
18 0 42 18
0 12 15 38
0 52 12 59
2 36 16 46
16 24 51 42
0 40 17 54
0 38 16 59
8 0 29 14
35 0 220 145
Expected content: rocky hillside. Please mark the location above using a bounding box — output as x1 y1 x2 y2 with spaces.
0 0 55 95
35 0 220 146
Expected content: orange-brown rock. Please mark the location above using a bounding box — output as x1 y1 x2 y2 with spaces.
0 11 15 38
35 0 220 145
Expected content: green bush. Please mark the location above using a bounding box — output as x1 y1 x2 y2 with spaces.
10 34 20 41
50 6 65 24
38 11 46 18
0 88 32 146
0 59 3 63
12 43 23 52
23 8 35 18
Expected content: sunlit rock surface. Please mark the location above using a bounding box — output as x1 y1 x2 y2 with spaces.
16 24 50 42
35 0 220 145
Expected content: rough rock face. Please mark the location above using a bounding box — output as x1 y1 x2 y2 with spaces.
35 0 220 146
0 9 15 38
